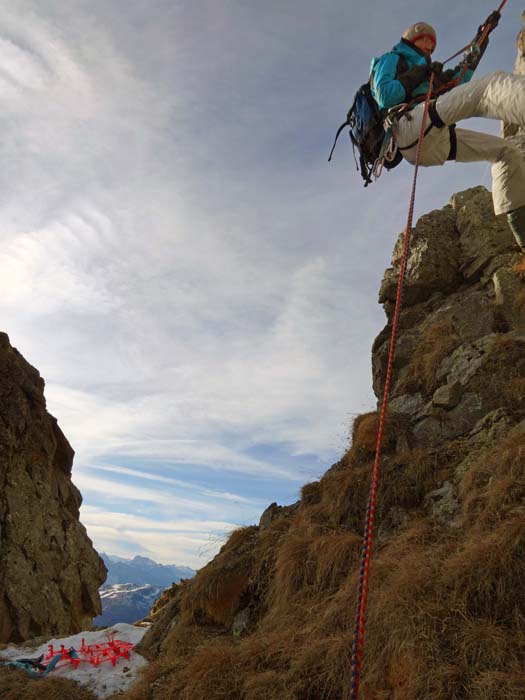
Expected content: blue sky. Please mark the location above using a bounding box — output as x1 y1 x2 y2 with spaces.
0 0 520 568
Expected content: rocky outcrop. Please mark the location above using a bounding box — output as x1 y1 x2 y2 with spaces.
373 184 525 451
0 333 106 643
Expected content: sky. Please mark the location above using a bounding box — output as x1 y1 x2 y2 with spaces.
0 0 521 569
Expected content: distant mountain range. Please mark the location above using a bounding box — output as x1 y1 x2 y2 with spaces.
94 583 163 626
100 553 195 587
94 554 195 626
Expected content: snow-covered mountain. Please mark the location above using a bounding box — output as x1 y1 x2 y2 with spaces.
101 553 195 587
94 583 163 626
94 554 195 626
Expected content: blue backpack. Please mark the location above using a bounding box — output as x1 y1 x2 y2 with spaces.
328 61 406 187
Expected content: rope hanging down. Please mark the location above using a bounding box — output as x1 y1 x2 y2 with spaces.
349 72 435 700
348 3 507 697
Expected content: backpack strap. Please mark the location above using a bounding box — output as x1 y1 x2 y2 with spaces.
328 120 350 162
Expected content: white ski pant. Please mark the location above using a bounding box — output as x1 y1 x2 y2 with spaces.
393 71 525 215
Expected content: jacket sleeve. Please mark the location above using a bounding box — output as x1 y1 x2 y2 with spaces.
370 53 407 109
459 67 474 85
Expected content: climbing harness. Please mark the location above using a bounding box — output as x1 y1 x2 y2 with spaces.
348 3 507 698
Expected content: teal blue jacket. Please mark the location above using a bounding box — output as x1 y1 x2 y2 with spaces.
370 39 473 110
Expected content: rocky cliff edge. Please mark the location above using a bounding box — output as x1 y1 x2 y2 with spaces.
0 332 106 643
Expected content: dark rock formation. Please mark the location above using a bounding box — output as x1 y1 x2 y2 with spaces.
0 332 106 643
258 500 298 530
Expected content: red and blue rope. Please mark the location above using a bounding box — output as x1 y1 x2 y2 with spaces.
349 4 508 696
349 72 435 700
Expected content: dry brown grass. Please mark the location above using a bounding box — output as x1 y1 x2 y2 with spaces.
286 634 353 700
300 481 322 506
118 656 185 700
269 532 314 606
351 411 381 455
458 427 525 526
379 448 442 513
310 532 361 592
243 670 296 700
398 320 460 394
440 516 525 620
176 642 244 700
511 254 525 281
202 571 250 625
113 410 525 700
349 411 403 460
318 445 448 538
240 629 300 674
468 669 525 699
503 376 525 413
249 517 292 603
181 526 257 626
319 460 371 533
0 665 98 700
456 618 513 669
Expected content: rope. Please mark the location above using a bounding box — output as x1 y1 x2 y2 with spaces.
349 73 435 700
348 4 508 697
443 0 508 64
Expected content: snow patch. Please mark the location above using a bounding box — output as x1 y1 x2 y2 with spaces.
0 623 149 699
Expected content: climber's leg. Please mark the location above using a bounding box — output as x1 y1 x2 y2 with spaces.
435 71 525 126
454 128 525 215
454 128 525 250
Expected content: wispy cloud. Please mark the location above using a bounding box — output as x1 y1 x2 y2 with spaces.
90 463 268 506
81 505 239 567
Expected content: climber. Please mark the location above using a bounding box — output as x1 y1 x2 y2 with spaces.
370 13 525 252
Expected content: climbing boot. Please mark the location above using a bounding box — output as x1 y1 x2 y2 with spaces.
507 205 525 252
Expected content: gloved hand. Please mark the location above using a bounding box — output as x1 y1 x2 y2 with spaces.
430 61 444 75
462 39 488 71
433 67 458 89
397 64 430 98
474 10 500 48
440 68 457 82
483 10 501 30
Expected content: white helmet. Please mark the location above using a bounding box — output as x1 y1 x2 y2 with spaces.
402 22 437 49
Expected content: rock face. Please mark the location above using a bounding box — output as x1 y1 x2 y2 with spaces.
0 333 106 643
373 184 525 449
